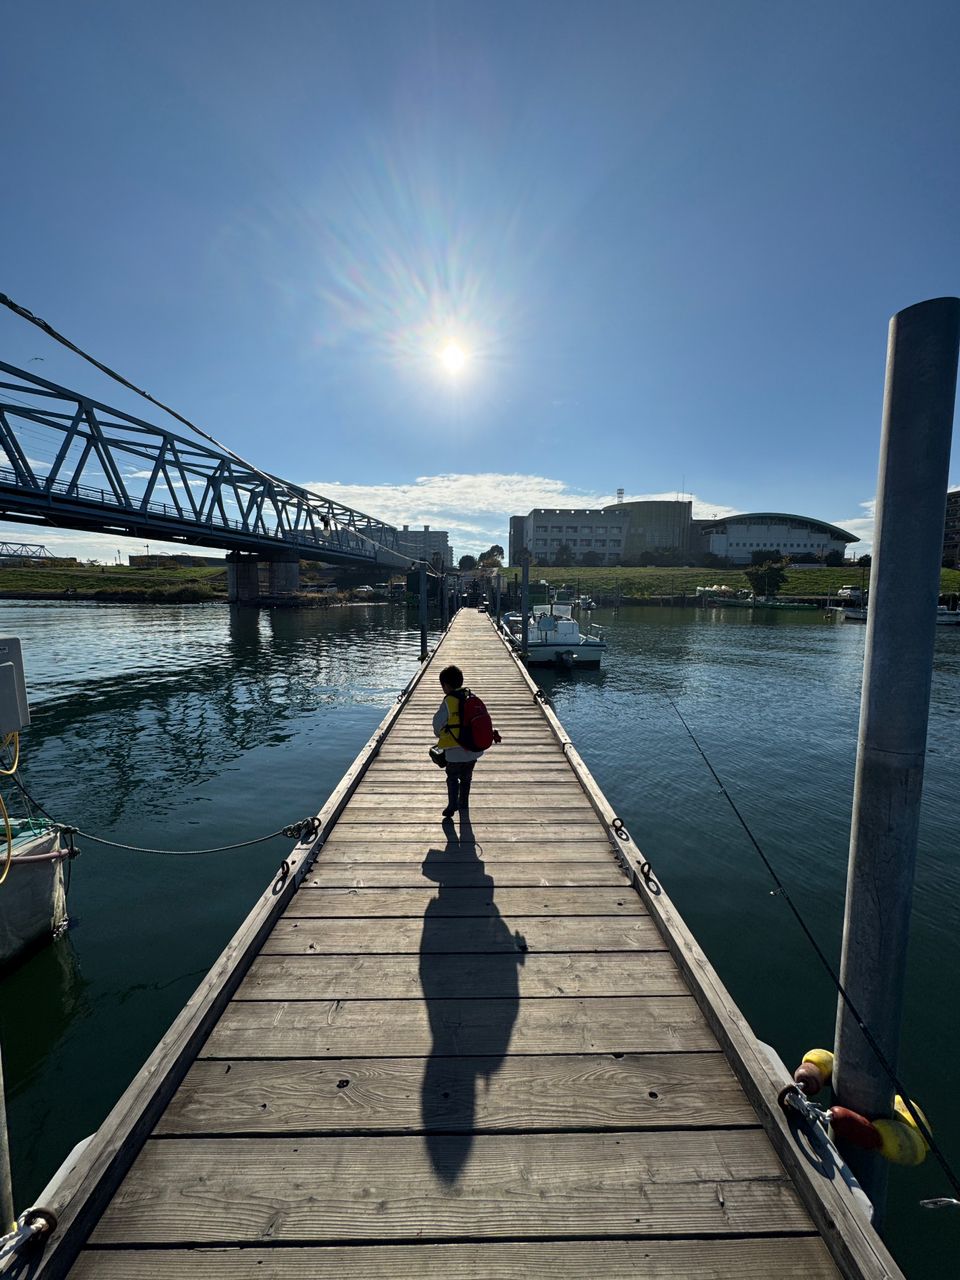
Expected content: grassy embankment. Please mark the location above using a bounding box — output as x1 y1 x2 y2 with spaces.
3 561 958 604
0 561 385 604
0 563 229 602
499 564 960 599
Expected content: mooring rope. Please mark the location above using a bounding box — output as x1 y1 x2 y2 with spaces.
69 816 322 858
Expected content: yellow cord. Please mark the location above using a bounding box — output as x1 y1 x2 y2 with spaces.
0 791 12 886
0 732 19 775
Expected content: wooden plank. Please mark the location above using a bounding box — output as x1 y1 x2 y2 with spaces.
338 805 594 821
304 865 627 885
201 995 719 1058
289 887 646 916
342 795 594 811
327 824 605 841
235 952 686 1000
89 1130 812 1244
362 768 576 778
313 841 619 863
306 860 626 886
265 916 664 953
335 809 595 824
157 1051 756 1135
355 781 581 792
70 1237 842 1279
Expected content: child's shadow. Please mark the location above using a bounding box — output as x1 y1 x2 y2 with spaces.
418 815 526 1184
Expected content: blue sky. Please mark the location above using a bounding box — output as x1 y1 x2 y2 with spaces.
2 0 959 561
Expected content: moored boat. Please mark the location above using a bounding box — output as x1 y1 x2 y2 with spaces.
0 821 70 968
831 604 960 624
500 603 606 668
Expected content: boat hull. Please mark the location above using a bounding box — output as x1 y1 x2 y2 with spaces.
0 830 69 968
522 643 605 668
499 617 606 668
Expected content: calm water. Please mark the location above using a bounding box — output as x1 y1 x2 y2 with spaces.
0 600 957 1278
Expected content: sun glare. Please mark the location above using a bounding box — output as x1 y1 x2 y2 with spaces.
439 339 468 376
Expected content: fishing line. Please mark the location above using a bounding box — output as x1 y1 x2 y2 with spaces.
665 692 960 1202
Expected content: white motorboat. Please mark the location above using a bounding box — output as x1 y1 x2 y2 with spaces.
832 604 960 624
500 603 606 668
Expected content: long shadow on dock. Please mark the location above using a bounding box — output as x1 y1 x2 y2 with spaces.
419 815 526 1184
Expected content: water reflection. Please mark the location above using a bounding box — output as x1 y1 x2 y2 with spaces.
0 937 90 1093
418 816 525 1183
15 603 436 822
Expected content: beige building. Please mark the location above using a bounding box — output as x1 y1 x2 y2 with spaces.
509 500 691 566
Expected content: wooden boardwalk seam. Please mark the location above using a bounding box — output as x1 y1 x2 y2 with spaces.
44 610 900 1278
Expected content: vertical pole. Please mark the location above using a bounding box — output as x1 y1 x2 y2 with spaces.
833 297 960 1213
0 1047 15 1230
418 559 428 661
440 569 449 630
494 572 501 622
520 554 530 656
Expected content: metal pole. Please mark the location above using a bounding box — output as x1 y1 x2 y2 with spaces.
418 559 428 661
440 569 448 630
0 1046 15 1230
833 297 960 1213
494 572 501 622
520 554 530 657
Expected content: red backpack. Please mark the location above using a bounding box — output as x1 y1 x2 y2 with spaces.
454 689 500 751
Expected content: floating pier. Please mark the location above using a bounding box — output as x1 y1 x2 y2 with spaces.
30 611 900 1278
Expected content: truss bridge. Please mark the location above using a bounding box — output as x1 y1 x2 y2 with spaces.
0 361 413 598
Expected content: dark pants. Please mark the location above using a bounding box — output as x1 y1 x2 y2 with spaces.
445 760 476 811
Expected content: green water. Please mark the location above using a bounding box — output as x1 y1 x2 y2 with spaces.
0 600 957 1278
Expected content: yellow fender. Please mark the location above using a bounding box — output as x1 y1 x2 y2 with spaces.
874 1098 930 1166
802 1048 834 1083
793 1047 834 1095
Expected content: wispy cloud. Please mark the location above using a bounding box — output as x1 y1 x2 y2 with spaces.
831 498 875 554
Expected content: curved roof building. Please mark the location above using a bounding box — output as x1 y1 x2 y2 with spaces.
696 513 858 564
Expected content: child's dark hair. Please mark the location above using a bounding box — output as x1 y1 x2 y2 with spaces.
439 665 464 689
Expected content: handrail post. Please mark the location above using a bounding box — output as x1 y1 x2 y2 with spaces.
520 554 530 657
833 297 960 1215
418 559 428 661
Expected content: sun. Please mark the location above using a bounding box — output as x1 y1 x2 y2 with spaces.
439 339 468 376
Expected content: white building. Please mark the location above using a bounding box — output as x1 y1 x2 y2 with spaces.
396 525 454 568
696 513 858 565
509 508 627 566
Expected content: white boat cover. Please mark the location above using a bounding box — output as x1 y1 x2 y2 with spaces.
0 830 68 967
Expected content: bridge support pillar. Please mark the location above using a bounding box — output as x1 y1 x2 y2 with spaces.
267 554 300 596
226 553 262 604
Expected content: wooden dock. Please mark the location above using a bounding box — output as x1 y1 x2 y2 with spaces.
34 610 901 1278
